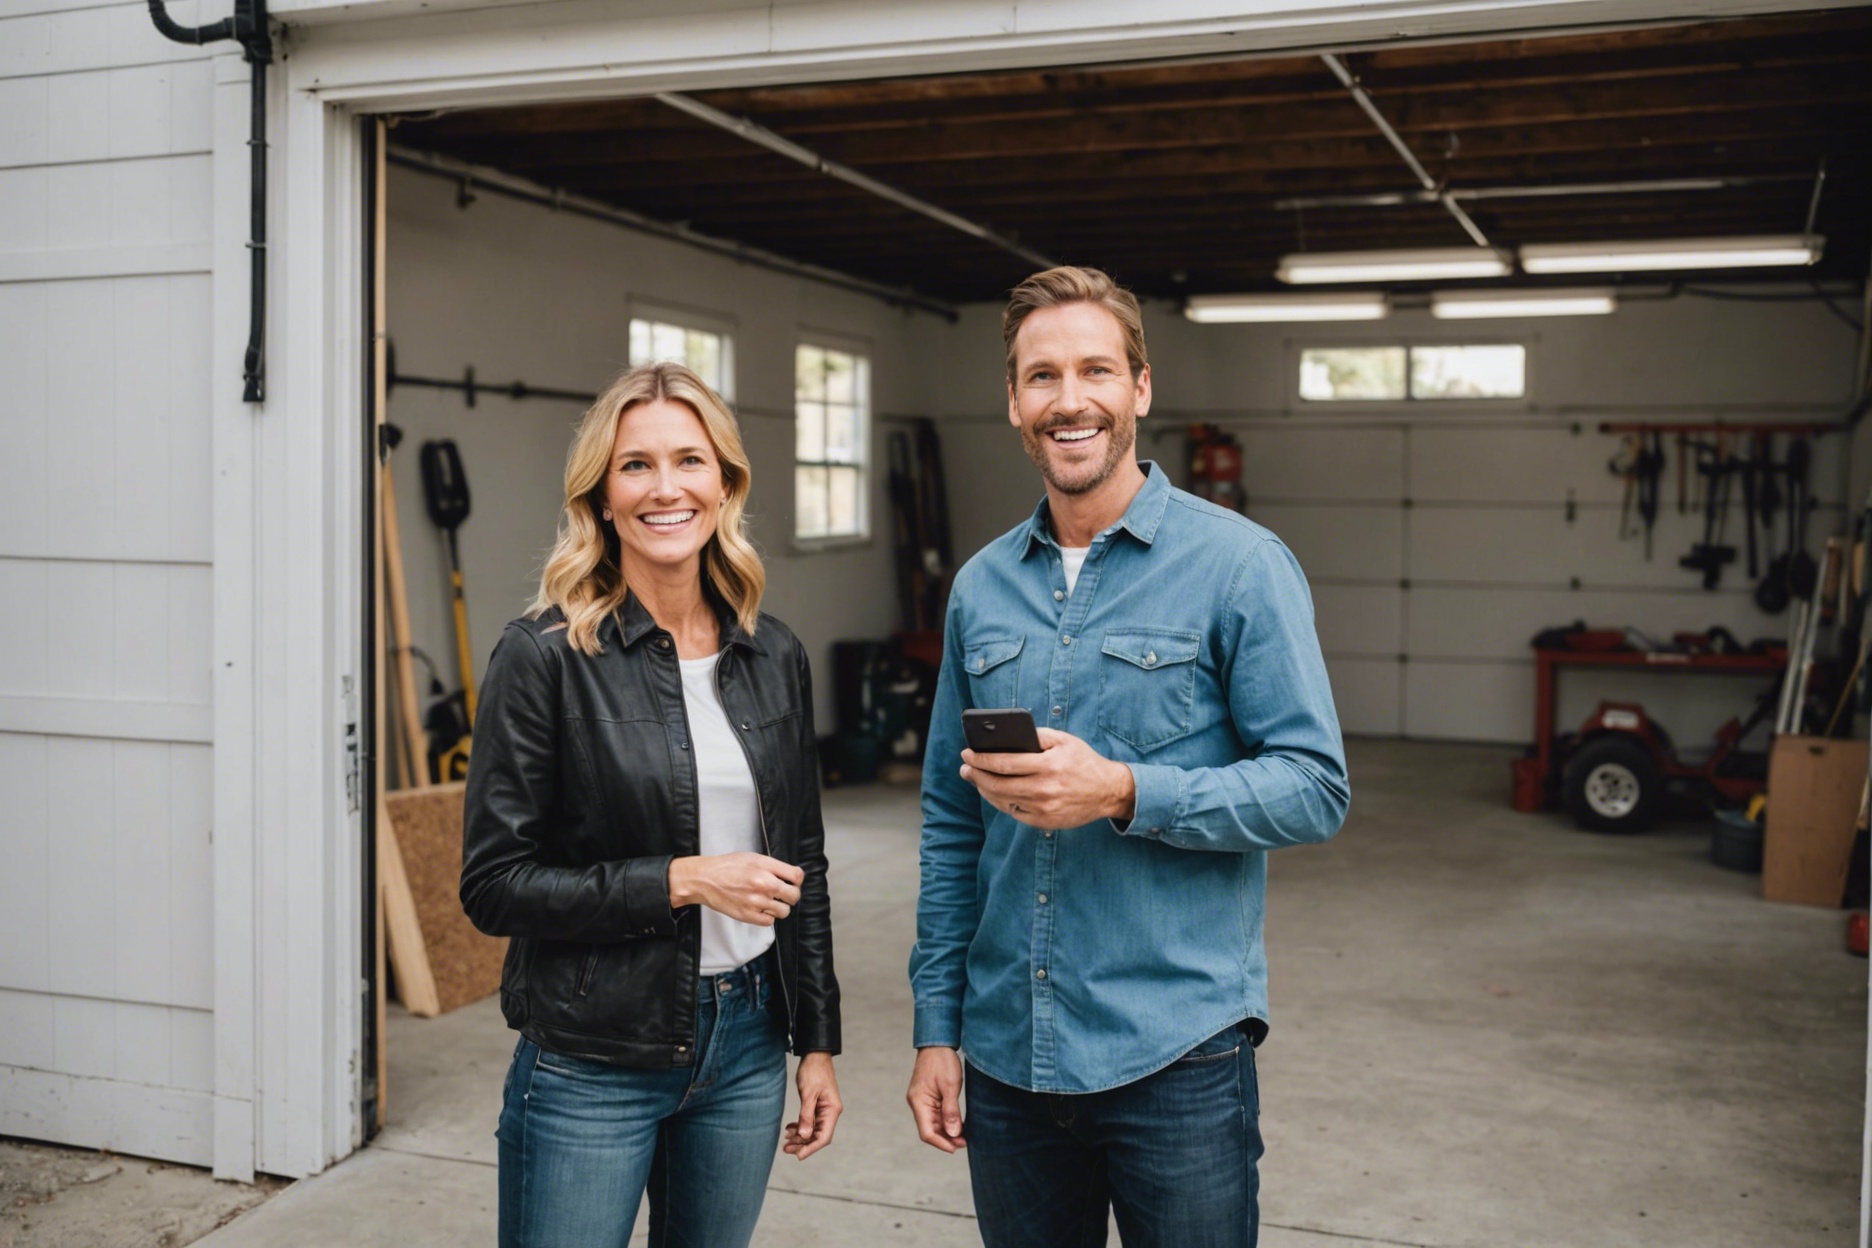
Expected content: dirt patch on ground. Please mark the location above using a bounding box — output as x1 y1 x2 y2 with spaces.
0 1138 286 1248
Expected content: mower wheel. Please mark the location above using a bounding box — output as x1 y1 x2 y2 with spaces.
1563 736 1663 833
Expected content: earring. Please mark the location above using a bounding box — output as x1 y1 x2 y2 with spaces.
602 509 613 521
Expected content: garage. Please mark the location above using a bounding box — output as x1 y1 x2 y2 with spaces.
2 0 1870 1244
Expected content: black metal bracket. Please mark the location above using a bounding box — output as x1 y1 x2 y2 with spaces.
148 1 272 403
384 341 597 408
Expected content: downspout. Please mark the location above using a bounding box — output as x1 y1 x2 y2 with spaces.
148 0 272 403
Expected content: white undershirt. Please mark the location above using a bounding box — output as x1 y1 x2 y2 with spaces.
1060 546 1091 596
677 652 775 975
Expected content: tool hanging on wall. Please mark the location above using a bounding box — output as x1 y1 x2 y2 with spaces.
885 419 954 634
1679 437 1737 590
1608 434 1639 540
1756 437 1815 615
420 439 476 781
1634 432 1664 560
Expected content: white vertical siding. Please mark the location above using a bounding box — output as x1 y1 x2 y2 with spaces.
0 0 218 1169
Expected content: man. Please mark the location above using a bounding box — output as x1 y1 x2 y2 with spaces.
906 266 1349 1247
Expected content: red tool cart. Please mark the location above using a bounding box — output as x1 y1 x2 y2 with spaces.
1512 640 1788 832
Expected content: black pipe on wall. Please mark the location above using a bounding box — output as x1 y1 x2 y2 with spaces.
148 1 272 403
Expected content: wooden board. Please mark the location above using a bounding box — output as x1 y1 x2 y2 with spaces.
382 783 507 1016
1764 735 1867 907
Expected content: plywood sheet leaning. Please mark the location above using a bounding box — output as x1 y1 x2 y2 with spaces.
382 782 507 1016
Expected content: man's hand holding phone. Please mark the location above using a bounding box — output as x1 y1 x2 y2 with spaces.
959 709 1137 829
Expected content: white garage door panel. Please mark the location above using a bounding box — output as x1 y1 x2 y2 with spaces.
6 737 214 1011
1234 427 1405 501
1412 427 1631 504
1404 505 1829 588
0 1065 212 1169
1324 657 1401 738
0 989 212 1094
0 276 213 564
1248 503 1403 582
1408 587 1793 662
0 60 214 170
0 559 212 708
0 154 213 254
1405 660 1531 743
1311 584 1402 656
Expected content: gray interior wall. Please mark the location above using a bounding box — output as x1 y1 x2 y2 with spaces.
386 165 941 736
928 291 1865 747
390 164 1863 751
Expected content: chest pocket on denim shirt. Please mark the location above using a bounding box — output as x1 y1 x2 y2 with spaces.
1097 628 1201 751
963 635 1023 708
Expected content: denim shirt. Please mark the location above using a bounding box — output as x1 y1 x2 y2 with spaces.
910 463 1349 1093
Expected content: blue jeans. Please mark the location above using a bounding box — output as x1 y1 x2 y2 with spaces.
496 958 787 1248
964 1024 1262 1248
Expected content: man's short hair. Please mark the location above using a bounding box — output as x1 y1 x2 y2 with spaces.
1002 266 1148 384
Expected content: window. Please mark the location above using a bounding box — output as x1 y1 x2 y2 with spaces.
795 343 869 542
628 311 734 399
1300 343 1525 402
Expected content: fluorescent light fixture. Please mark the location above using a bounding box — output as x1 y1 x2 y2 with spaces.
1431 288 1617 319
1276 247 1512 284
1185 292 1390 323
1520 235 1822 274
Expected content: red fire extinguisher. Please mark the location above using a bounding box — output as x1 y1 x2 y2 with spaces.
1188 424 1245 514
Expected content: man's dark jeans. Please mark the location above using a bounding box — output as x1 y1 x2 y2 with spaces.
964 1024 1262 1248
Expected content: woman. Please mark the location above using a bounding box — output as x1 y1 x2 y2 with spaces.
461 361 841 1248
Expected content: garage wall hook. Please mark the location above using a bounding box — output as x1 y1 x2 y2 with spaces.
148 0 271 403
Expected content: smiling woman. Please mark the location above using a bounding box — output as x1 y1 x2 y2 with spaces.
461 361 844 1248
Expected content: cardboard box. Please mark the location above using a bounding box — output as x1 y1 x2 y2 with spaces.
1763 735 1867 907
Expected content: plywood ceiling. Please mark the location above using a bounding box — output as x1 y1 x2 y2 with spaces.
395 10 1872 304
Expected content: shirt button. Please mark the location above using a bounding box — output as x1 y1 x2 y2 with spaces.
1035 969 1047 981
1144 652 1157 667
1053 590 1064 602
679 741 690 750
976 658 985 671
1060 635 1072 646
1036 893 1048 904
740 721 751 730
1042 830 1054 839
1051 706 1062 717
655 638 670 650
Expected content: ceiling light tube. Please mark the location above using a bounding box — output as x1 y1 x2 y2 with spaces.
1431 289 1617 319
1276 247 1512 285
1185 292 1390 323
1520 235 1823 274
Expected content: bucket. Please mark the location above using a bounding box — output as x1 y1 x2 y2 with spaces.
1711 809 1764 874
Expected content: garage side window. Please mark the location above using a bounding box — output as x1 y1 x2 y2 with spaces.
629 315 734 400
1300 344 1526 401
795 343 870 543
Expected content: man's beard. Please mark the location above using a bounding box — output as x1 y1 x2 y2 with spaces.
1022 414 1137 496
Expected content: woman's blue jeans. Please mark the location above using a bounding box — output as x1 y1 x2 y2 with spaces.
496 958 787 1248
963 1023 1263 1248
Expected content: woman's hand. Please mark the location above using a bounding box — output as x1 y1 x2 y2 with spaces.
667 853 804 925
783 1052 841 1160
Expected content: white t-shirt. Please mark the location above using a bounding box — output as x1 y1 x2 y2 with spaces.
677 652 775 975
1060 546 1090 596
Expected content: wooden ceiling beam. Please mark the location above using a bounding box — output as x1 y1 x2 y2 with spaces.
408 69 1870 171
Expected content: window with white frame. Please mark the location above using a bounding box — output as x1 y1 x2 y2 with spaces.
628 308 734 399
794 342 869 542
1299 343 1526 402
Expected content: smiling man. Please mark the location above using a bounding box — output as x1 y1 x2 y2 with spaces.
906 266 1350 1247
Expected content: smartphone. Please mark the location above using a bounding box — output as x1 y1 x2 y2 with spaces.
962 707 1043 754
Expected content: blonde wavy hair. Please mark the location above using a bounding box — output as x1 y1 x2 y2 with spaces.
529 362 764 655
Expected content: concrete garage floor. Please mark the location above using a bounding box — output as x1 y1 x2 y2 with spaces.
192 738 1865 1248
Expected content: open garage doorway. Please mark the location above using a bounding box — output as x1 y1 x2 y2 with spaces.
352 12 1872 1244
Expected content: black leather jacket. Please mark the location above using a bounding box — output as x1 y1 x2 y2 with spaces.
460 594 839 1067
